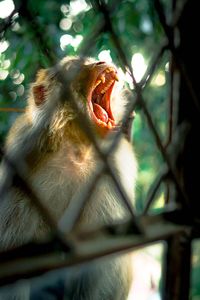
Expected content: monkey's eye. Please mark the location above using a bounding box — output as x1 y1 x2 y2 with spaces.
88 66 119 132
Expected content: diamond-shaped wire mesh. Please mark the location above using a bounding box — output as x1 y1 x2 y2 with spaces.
0 0 198 299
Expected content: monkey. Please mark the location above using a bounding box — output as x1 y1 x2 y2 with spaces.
0 56 137 299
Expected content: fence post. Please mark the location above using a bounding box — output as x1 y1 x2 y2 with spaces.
162 0 200 298
163 233 191 300
176 0 200 213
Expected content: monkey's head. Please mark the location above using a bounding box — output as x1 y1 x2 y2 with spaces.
28 57 127 141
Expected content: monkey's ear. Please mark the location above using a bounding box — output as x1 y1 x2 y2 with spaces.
32 69 48 106
32 84 47 106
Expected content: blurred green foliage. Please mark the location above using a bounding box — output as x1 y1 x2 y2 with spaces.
2 0 200 298
191 241 200 300
0 0 169 209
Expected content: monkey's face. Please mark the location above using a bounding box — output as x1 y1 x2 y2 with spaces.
60 58 120 136
30 57 123 137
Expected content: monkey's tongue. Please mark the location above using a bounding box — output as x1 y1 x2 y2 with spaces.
93 103 108 123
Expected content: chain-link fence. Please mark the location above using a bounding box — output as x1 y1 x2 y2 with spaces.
0 0 199 299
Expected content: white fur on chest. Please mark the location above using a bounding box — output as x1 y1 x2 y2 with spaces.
31 143 94 218
32 137 137 225
0 136 137 250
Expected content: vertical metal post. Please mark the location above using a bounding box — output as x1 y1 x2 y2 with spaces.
176 0 200 215
162 0 199 298
163 233 191 300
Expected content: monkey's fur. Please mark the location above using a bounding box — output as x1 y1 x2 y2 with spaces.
0 57 137 299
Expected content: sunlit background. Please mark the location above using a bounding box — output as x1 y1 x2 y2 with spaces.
0 0 184 299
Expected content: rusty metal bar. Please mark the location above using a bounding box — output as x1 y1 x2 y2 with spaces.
0 209 191 287
0 0 199 297
163 233 191 300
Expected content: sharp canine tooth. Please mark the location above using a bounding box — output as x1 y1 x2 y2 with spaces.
108 121 112 128
100 75 105 83
114 74 119 81
94 80 101 88
100 79 114 94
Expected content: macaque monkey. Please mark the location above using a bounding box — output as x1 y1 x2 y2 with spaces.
0 57 137 299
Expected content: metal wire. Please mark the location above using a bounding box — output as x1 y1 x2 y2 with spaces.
0 0 198 296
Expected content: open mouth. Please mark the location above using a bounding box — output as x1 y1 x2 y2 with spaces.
88 66 118 130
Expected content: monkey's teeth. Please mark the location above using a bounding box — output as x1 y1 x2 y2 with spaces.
101 79 114 94
100 75 105 83
114 73 119 81
94 80 102 89
105 67 115 73
105 68 119 82
107 121 112 129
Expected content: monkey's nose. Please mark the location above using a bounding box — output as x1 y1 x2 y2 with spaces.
96 61 106 65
